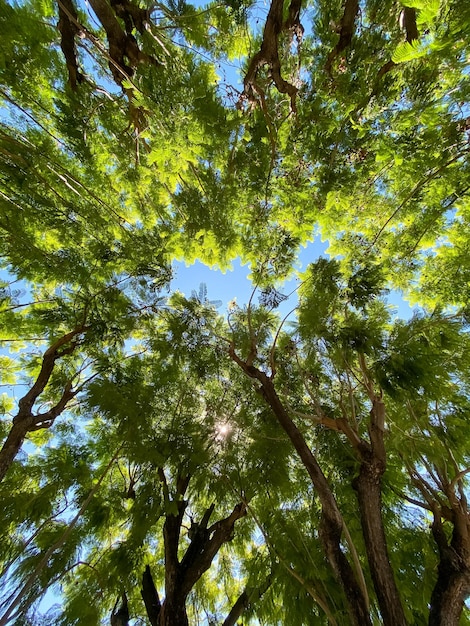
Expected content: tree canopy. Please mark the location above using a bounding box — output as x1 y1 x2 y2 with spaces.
1 0 470 623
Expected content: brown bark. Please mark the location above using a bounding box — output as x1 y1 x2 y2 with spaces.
0 326 87 483
402 7 418 43
353 450 407 626
229 347 371 625
110 0 149 35
350 382 406 626
158 471 247 626
222 575 272 626
141 565 161 626
87 0 156 86
325 0 359 74
57 0 84 89
242 0 301 111
428 510 470 625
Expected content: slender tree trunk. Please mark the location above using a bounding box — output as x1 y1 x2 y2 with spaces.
229 351 371 625
141 565 161 626
0 326 85 483
222 576 272 626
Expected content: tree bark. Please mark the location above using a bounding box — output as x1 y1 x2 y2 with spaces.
354 454 407 626
242 0 300 110
229 348 371 625
325 0 359 73
141 565 161 626
428 513 470 625
158 471 247 626
222 575 272 626
87 0 156 86
353 396 407 626
57 0 84 89
0 418 34 483
0 327 85 483
402 7 418 43
110 594 129 626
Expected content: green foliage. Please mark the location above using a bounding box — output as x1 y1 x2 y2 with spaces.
1 0 470 623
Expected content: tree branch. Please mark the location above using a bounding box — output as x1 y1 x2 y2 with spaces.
242 0 300 111
325 0 359 74
141 565 161 626
222 575 272 626
180 503 246 597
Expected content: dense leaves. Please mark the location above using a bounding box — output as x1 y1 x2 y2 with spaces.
1 0 470 623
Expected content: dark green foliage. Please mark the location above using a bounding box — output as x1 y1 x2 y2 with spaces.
1 0 470 623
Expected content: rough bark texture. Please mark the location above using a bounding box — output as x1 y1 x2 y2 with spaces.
229 348 371 625
57 0 84 89
354 455 407 626
353 395 407 626
87 0 148 84
325 0 359 73
428 511 470 625
243 0 302 110
141 565 161 626
56 0 157 98
0 327 86 483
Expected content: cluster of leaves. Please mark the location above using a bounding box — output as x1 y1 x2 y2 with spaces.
1 0 470 623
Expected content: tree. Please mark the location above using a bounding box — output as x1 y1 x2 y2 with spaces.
1 0 470 623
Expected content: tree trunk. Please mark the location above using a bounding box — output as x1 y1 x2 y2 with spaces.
353 396 407 626
0 327 85 483
429 516 470 625
141 565 161 626
158 596 189 626
429 569 470 626
0 417 31 483
228 352 371 625
354 454 407 626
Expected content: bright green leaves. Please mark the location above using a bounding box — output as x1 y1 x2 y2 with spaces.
399 0 441 27
392 39 427 63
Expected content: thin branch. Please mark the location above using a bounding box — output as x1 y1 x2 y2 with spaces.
269 307 297 377
0 445 123 626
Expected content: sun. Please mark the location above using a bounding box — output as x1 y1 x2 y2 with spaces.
215 422 232 440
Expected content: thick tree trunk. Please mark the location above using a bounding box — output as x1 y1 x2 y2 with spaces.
429 569 470 626
354 456 407 626
354 396 407 626
428 516 470 625
156 470 247 626
159 596 189 626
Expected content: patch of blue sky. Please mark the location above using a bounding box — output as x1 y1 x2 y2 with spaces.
171 237 415 320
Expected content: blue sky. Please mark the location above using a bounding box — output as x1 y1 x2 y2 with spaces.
170 237 415 320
